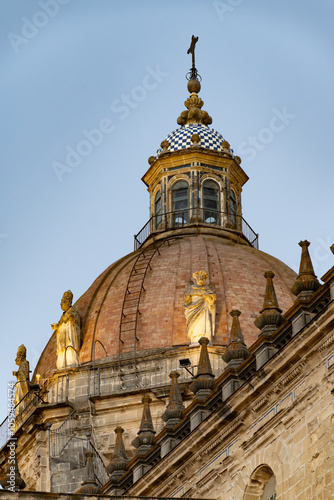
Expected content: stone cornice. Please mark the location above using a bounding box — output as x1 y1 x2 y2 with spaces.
142 148 248 189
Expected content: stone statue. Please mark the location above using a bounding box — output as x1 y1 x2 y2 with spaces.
184 271 216 344
13 345 30 407
52 290 81 370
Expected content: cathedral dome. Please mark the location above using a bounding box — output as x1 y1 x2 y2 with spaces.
34 231 296 382
33 53 297 385
155 124 231 157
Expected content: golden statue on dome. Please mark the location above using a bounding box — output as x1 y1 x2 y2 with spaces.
51 290 81 370
184 271 216 344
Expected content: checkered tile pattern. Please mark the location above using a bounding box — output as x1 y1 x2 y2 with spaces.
156 124 232 157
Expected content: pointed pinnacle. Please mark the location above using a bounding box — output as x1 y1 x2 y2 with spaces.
162 371 185 426
255 272 284 334
139 395 155 433
132 394 156 452
189 337 215 397
298 241 316 275
291 241 320 298
107 426 128 475
260 271 282 313
229 310 245 342
197 337 213 377
223 310 250 365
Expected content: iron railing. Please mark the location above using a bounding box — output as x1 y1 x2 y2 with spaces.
48 415 109 486
134 208 259 250
88 352 224 398
0 383 48 450
49 409 76 457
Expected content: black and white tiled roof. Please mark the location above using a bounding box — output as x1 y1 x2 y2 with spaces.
156 123 233 157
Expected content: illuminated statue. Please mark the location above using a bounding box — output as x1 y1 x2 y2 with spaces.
13 345 30 407
184 271 216 344
52 290 81 370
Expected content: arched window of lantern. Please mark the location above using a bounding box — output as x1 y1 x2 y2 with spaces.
154 189 162 229
202 179 220 224
230 188 237 226
243 465 276 500
171 179 189 225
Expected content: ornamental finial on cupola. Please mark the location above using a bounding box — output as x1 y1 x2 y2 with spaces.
255 271 284 335
291 240 320 299
177 36 212 127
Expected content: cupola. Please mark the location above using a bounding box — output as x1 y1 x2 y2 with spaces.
138 36 257 250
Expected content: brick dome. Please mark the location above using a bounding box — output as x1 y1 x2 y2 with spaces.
34 231 296 381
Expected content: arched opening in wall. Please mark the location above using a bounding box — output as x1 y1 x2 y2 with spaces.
171 180 189 225
154 189 162 229
229 188 237 227
202 179 220 224
243 465 276 500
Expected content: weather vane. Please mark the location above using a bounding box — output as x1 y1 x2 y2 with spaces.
187 35 201 81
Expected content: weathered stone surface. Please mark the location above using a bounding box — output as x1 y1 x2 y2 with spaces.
127 299 334 500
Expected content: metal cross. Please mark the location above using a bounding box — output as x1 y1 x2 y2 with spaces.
187 35 199 78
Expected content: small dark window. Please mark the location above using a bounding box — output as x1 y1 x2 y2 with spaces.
230 189 237 226
171 180 189 225
154 190 162 229
203 180 220 224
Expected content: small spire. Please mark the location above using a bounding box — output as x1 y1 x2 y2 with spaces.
255 272 284 335
162 371 185 429
132 395 156 455
223 310 250 367
107 427 128 478
189 337 216 398
76 451 99 494
291 240 320 299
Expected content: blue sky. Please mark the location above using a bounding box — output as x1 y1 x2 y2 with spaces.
1 0 334 421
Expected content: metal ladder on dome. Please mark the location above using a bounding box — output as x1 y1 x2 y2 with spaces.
118 236 177 388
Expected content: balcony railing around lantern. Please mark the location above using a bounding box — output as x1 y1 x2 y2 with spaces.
134 208 259 250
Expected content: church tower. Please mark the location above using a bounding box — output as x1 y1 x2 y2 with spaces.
1 38 333 499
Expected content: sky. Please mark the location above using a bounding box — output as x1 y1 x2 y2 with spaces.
1 0 334 422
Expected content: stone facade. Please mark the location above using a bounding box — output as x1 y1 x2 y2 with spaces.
127 285 334 499
2 269 333 498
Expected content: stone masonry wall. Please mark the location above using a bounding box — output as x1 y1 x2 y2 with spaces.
128 302 334 499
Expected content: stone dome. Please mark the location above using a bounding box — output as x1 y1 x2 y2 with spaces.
155 124 234 157
34 230 296 381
